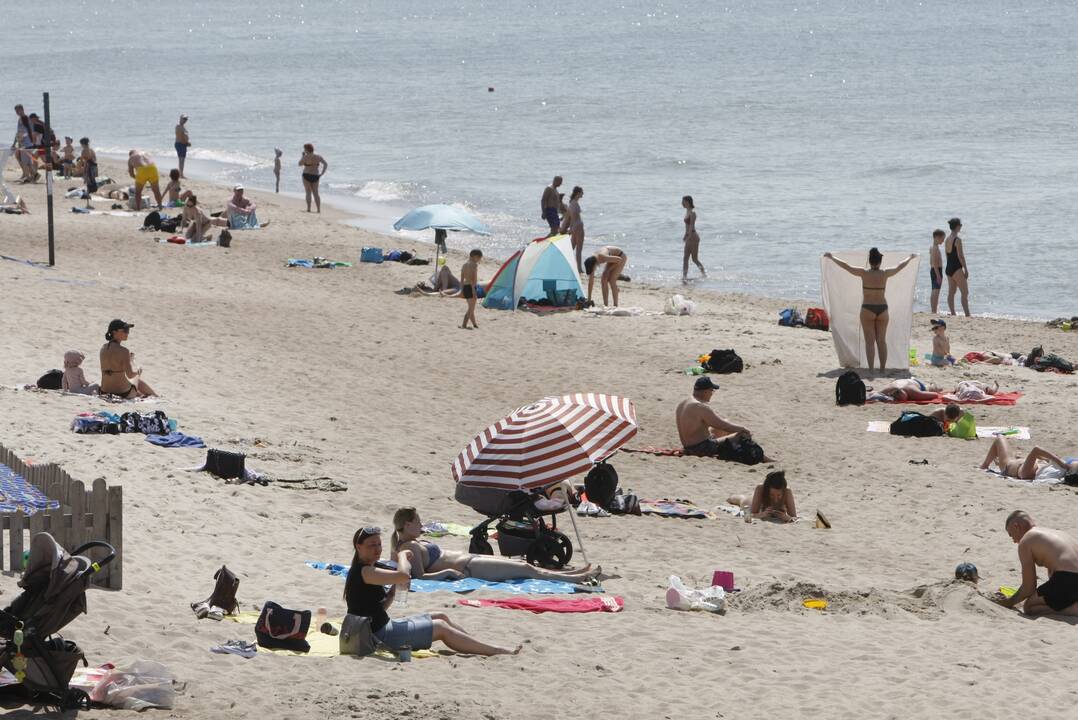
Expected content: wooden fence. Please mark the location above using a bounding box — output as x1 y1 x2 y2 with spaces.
0 443 122 589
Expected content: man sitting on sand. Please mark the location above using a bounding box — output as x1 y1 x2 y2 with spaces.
980 436 1077 480
675 376 771 462
993 511 1078 616
227 185 267 229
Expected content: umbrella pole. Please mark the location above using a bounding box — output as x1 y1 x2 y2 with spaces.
559 481 589 566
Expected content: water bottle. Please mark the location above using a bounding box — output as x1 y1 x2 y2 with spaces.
397 581 409 606
742 502 752 523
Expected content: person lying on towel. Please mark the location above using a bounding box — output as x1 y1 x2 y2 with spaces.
980 437 1078 481
675 376 772 464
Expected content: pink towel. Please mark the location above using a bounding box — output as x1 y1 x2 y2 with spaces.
621 446 684 457
459 596 623 614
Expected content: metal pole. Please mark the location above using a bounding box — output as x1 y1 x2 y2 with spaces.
43 92 55 266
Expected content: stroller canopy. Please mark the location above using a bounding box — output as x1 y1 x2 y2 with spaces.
452 393 638 492
482 236 584 311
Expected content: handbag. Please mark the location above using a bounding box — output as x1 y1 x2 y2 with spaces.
360 247 384 264
204 449 246 479
340 614 378 656
255 601 311 653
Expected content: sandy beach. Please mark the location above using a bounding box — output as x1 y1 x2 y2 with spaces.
2 162 1078 719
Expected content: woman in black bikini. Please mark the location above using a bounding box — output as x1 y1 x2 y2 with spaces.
99 319 157 398
298 143 327 213
824 248 915 374
944 217 970 317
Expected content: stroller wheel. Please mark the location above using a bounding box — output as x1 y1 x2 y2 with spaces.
526 531 572 569
469 533 494 556
61 688 91 711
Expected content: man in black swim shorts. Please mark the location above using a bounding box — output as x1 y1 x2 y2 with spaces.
675 377 770 464
460 248 482 330
994 510 1078 616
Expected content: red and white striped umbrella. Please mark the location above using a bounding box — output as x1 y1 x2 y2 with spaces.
452 393 638 490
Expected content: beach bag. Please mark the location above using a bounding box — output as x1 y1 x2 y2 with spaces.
889 411 944 437
360 247 384 264
607 490 641 515
36 369 63 390
723 435 765 465
255 601 311 653
120 411 169 434
705 349 744 374
778 308 804 327
339 614 378 656
948 411 977 440
204 449 246 479
207 565 240 615
159 215 180 233
835 371 866 406
142 210 162 230
1033 353 1074 374
584 462 619 509
806 307 829 331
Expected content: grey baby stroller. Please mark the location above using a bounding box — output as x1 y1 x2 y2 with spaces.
0 532 116 711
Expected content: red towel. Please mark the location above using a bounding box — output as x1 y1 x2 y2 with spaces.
621 446 684 457
459 596 624 614
870 391 1022 406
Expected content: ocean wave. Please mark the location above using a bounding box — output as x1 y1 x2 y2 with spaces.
97 145 266 169
355 180 413 202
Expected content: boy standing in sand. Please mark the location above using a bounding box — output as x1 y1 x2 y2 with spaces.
461 249 482 329
273 148 283 192
929 228 945 314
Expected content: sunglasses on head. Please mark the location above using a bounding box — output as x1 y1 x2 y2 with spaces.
357 526 381 538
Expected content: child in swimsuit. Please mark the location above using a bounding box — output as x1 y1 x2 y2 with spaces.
460 249 482 330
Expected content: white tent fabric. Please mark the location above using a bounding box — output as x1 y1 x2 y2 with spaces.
821 251 920 370
0 147 18 205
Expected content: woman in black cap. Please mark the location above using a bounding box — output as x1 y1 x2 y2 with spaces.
99 319 156 398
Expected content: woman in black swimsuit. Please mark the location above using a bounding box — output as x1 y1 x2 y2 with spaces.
298 143 327 213
944 217 970 317
824 248 915 374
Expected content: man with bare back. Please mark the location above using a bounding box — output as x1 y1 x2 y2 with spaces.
994 511 1078 616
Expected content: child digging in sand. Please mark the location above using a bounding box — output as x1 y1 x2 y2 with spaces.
460 249 482 330
929 319 952 366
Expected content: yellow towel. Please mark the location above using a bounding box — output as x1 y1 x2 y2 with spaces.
223 612 436 659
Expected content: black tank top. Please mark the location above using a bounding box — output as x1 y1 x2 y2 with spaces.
344 561 391 632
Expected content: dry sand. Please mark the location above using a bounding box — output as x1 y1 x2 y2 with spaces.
2 162 1078 719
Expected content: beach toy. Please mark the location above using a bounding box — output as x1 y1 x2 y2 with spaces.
994 428 1020 437
909 348 919 366
954 562 979 581
802 598 828 610
1000 586 1017 598
712 570 735 592
1062 322 1071 331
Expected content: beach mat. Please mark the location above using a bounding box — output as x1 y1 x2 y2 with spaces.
868 391 1022 406
638 499 712 518
621 446 684 457
223 612 435 659
0 462 60 514
867 421 1031 439
305 562 596 594
459 596 623 614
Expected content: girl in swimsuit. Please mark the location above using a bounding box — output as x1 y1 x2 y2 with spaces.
298 143 327 213
944 217 970 317
390 507 599 583
583 245 628 307
681 195 705 281
99 320 157 398
824 248 915 374
559 186 585 273
979 437 1077 480
727 470 797 523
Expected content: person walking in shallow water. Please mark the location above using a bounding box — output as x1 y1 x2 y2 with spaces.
944 217 970 317
681 195 705 282
824 248 915 375
298 143 327 212
541 176 562 236
559 186 585 273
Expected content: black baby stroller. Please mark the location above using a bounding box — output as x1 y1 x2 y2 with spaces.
0 532 116 711
457 484 577 569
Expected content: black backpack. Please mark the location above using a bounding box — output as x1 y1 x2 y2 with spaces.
724 436 766 465
706 349 744 374
36 369 63 390
584 462 618 508
889 411 944 437
836 371 866 406
143 210 162 230
159 215 180 233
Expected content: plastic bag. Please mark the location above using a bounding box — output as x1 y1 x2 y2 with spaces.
89 659 181 711
665 294 696 316
665 575 726 613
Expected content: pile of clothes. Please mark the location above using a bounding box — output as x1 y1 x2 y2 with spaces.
71 410 172 434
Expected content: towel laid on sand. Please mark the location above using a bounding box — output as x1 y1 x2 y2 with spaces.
639 499 712 518
145 432 206 448
867 421 1031 439
867 391 1022 406
0 463 60 514
984 459 1078 486
421 521 472 537
223 612 435 658
459 596 623 613
287 258 352 268
305 561 595 594
621 446 684 457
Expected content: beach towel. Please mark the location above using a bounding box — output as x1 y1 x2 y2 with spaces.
984 459 1077 486
639 499 712 519
305 562 594 594
222 612 435 659
421 522 472 538
459 596 623 614
621 446 684 457
158 237 215 247
867 391 1022 406
145 432 206 448
867 421 1031 440
287 258 352 269
583 306 652 317
0 463 60 514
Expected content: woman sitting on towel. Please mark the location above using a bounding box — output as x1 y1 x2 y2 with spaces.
824 249 915 374
391 507 599 583
979 437 1078 480
414 265 462 296
727 471 797 523
345 526 521 656
99 319 157 398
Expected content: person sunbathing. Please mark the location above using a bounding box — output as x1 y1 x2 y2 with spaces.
727 470 797 523
390 507 599 583
414 265 462 296
181 194 228 241
99 319 156 398
979 437 1077 480
345 526 521 656
873 377 942 401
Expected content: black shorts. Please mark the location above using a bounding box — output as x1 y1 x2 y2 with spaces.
543 207 559 231
930 267 942 291
1037 570 1078 611
461 285 475 300
682 437 736 460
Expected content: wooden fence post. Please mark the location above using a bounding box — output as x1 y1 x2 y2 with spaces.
107 486 122 590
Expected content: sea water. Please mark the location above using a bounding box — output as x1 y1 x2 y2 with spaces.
4 0 1077 318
